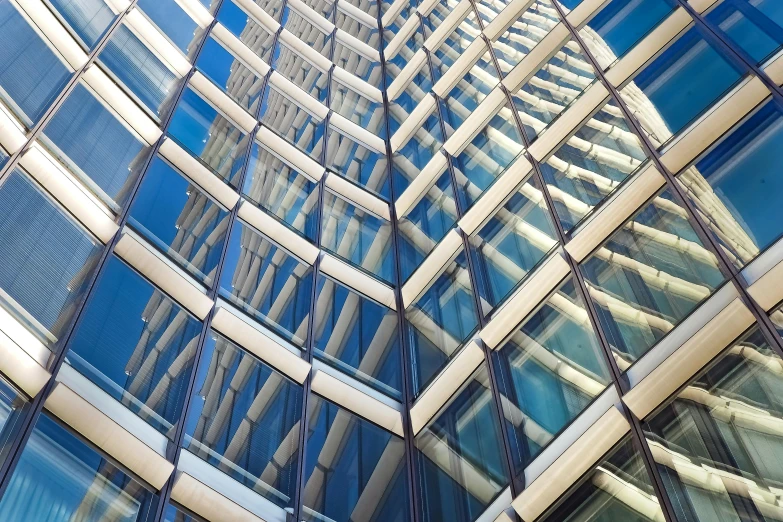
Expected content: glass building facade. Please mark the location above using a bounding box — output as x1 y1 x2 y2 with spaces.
0 0 783 521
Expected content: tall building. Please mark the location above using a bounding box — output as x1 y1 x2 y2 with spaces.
0 0 781 520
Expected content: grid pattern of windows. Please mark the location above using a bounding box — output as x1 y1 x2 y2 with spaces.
0 0 782 521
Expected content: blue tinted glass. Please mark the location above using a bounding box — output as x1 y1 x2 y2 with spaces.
625 26 744 146
326 130 390 200
217 0 278 59
168 87 249 188
0 169 101 346
163 505 204 522
0 414 159 521
441 70 496 135
334 14 378 48
43 84 151 211
259 87 325 161
0 1 71 127
283 8 331 57
684 100 783 268
331 81 386 137
392 111 442 172
333 43 382 87
707 0 783 65
0 376 29 465
196 37 265 113
129 156 230 285
302 395 410 522
45 0 116 49
67 256 202 436
220 220 314 346
184 332 302 509
313 276 402 398
137 0 202 55
415 365 508 522
272 43 329 103
99 25 180 118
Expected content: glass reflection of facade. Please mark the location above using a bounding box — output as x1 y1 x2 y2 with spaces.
3 0 783 521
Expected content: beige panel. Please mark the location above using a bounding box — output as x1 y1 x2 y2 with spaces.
458 155 533 236
381 0 409 28
325 175 391 220
105 0 130 14
45 382 175 489
320 254 398 310
311 370 405 437
605 8 692 87
158 138 241 210
689 0 719 13
391 94 437 152
330 113 386 153
256 126 325 182
190 72 257 133
513 406 630 521
333 66 383 103
0 104 26 153
423 0 473 52
483 0 536 41
660 77 769 174
481 252 570 349
529 82 610 161
395 152 449 218
624 296 754 419
493 509 517 522
502 23 570 91
211 305 312 383
170 472 265 522
443 86 508 157
211 23 272 77
433 38 493 98
387 50 428 101
175 0 213 27
763 51 783 86
418 0 444 17
410 341 485 434
114 232 214 319
125 9 191 76
238 201 320 264
14 0 88 70
567 0 609 27
566 163 665 262
19 144 119 244
384 15 420 58
334 29 381 62
278 28 332 71
402 229 464 307
748 252 783 311
337 0 377 27
0 319 50 397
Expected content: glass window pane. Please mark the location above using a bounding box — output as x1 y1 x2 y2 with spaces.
321 190 395 284
385 30 424 87
259 86 325 161
183 331 302 509
415 365 508 522
0 413 159 521
678 100 783 270
539 435 664 522
162 504 205 522
326 129 390 200
253 0 285 21
0 168 101 347
242 142 320 242
272 43 329 104
441 67 499 136
706 0 783 66
620 26 745 148
313 276 402 398
196 36 265 114
493 278 611 475
0 376 29 465
331 81 386 137
0 1 71 127
540 98 649 233
98 24 180 119
302 394 410 522
283 8 331 57
391 110 442 182
470 174 558 310
493 0 560 76
42 83 152 212
333 43 383 88
335 13 378 47
217 0 277 62
219 220 313 347
128 156 230 286
45 0 116 50
137 0 203 57
407 251 479 395
580 188 725 367
65 256 202 436
430 12 482 81
167 87 250 189
644 327 783 522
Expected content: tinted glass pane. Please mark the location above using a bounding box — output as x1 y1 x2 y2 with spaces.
331 81 385 137
217 0 276 61
302 394 410 522
415 365 508 522
184 331 302 509
493 0 559 76
441 68 499 136
493 278 610 475
162 504 205 522
326 130 390 200
0 169 101 346
0 376 29 465
272 43 329 103
66 256 202 436
283 8 331 57
334 14 378 48
45 0 116 49
706 0 783 65
137 0 202 56
0 414 158 521
129 156 230 286
43 83 152 211
196 37 265 113
259 87 325 161
334 43 383 87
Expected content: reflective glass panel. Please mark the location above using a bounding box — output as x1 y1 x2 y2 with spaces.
333 43 383 87
167 87 249 188
66 256 202 436
391 110 442 181
196 36 265 113
220 220 313 347
242 142 320 242
645 327 783 522
184 331 302 509
259 86 325 161
321 190 395 284
43 83 152 212
254 0 285 21
326 129 390 200
441 67 500 136
0 168 101 347
493 278 611 475
129 156 230 286
217 0 277 62
580 188 725 368
706 0 783 65
45 0 116 50
302 394 410 522
408 251 479 395
312 276 402 398
415 365 508 522
621 26 745 148
272 43 329 103
283 8 331 57
335 13 378 46
0 414 159 521
0 376 29 465
137 0 203 57
162 504 205 522
430 13 482 81
385 30 424 87
493 0 559 76
331 81 386 137
678 100 783 270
